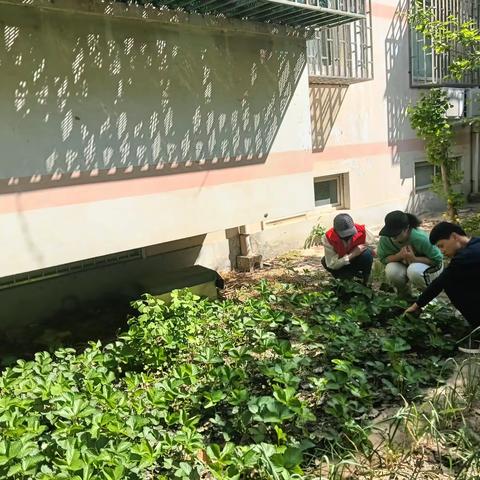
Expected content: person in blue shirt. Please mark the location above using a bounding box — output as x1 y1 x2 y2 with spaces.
405 222 480 349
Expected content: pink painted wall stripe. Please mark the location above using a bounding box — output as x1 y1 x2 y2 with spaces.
1 132 468 214
0 152 313 214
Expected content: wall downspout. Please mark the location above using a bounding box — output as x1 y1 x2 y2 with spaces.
470 122 480 198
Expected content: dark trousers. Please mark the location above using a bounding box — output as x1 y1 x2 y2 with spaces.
322 249 373 283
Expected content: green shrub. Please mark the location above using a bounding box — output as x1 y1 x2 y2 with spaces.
461 213 480 236
0 282 459 479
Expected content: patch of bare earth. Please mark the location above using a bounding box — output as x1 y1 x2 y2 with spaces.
218 209 480 479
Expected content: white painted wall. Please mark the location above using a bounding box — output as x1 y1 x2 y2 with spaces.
0 3 311 178
0 172 315 276
0 0 474 278
307 0 472 222
0 1 313 276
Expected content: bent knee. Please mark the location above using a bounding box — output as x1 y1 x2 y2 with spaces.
385 262 407 285
406 263 428 287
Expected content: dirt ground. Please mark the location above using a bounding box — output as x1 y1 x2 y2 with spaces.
219 207 480 479
221 205 480 297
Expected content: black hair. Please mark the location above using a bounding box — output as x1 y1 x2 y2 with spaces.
429 222 466 244
406 213 421 229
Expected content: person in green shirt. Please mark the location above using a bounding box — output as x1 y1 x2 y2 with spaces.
377 211 443 296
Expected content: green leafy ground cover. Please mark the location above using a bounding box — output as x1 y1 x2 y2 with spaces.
2 274 478 479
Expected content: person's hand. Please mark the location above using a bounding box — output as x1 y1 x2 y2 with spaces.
349 244 368 259
395 247 407 264
404 303 420 315
402 246 416 264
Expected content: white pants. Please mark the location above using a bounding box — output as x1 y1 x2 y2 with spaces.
385 262 442 292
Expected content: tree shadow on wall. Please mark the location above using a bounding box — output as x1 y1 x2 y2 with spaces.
384 0 418 174
310 83 348 152
0 3 306 193
405 185 446 216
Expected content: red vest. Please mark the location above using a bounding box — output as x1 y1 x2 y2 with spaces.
325 224 366 258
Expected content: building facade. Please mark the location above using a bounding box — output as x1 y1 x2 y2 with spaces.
0 0 478 284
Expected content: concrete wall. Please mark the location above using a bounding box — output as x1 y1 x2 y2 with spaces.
308 0 472 215
245 0 473 260
0 1 313 277
0 0 475 280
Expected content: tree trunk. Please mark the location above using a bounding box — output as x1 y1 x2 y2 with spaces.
440 162 457 222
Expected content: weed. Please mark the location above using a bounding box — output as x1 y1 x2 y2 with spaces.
304 224 326 249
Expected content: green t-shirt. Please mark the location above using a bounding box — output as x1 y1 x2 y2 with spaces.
377 228 443 266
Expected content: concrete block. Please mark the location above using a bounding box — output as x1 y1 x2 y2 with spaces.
236 254 263 272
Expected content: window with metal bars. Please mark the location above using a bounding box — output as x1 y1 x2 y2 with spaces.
307 0 373 84
410 0 480 87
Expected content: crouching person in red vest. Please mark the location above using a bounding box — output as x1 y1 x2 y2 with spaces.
321 213 376 285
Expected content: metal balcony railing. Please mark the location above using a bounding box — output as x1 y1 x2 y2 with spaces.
118 0 368 29
307 0 373 83
410 0 480 87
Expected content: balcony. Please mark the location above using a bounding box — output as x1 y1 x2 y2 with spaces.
307 0 373 83
118 0 367 29
410 0 480 87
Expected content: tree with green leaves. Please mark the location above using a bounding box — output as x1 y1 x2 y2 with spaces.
409 0 480 80
407 88 463 222
407 1 475 221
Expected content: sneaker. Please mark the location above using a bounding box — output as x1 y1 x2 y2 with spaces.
457 326 480 354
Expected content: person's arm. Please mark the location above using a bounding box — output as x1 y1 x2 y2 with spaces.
418 268 450 307
386 251 406 263
322 235 350 270
413 232 443 267
405 270 449 314
403 246 433 266
377 237 400 264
